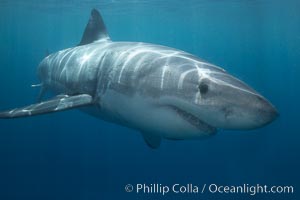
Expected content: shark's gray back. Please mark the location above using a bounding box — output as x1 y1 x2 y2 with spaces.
40 41 224 101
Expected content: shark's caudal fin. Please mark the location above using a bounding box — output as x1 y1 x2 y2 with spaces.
78 8 110 46
0 94 93 119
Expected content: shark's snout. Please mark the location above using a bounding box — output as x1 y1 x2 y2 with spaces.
252 95 278 128
185 72 279 131
216 81 279 130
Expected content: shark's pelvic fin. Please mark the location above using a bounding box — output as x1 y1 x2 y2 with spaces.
31 83 46 102
37 86 47 102
142 132 161 149
0 94 93 119
78 8 110 46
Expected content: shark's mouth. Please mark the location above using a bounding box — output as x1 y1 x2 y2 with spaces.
169 105 217 134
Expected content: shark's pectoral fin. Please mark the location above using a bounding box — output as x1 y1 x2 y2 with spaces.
142 132 161 149
0 94 93 119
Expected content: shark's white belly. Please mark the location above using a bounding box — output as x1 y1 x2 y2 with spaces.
98 89 210 140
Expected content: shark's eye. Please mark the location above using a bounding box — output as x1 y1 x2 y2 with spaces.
199 82 208 94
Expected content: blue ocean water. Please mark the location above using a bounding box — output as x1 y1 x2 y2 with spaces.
0 0 299 199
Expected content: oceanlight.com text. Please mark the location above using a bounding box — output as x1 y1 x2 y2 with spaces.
124 183 294 196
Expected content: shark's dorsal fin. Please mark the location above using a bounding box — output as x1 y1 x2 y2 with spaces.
0 94 93 118
78 9 110 46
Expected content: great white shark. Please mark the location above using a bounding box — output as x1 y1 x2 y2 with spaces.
0 9 278 148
